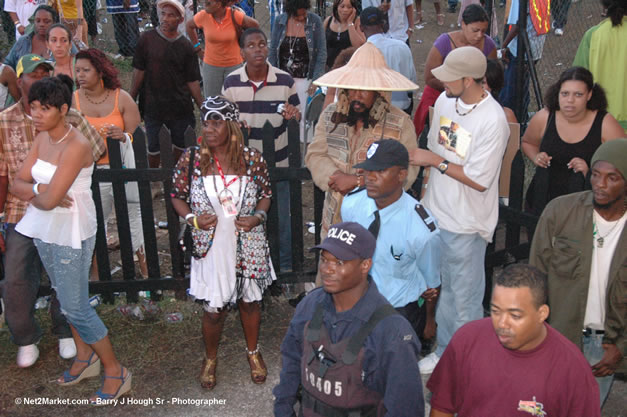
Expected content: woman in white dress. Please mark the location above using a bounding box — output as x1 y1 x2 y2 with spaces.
171 96 275 390
10 75 130 404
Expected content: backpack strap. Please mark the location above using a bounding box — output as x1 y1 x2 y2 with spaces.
342 304 398 365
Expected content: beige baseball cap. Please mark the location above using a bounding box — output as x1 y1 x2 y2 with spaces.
431 46 487 82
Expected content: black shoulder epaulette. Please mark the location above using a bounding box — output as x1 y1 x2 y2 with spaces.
414 203 436 232
346 186 366 196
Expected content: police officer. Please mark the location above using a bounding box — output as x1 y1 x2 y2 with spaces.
273 222 425 416
342 139 441 345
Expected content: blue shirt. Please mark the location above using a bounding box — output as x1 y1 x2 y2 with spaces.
342 190 441 307
367 34 417 111
273 279 425 417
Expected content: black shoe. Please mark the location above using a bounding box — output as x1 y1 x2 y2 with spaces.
288 292 307 308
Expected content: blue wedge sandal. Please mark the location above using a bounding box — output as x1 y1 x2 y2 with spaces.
58 352 100 386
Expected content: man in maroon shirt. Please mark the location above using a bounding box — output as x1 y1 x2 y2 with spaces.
427 264 600 417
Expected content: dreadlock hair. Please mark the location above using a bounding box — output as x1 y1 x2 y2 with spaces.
199 120 245 176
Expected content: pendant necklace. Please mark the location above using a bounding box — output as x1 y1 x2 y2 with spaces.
593 205 626 248
84 87 110 105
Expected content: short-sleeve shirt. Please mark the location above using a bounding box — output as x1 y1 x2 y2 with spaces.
361 0 413 42
341 190 441 307
132 29 201 121
422 93 509 242
222 63 299 168
427 318 601 417
193 8 244 67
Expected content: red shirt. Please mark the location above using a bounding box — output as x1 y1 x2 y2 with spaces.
427 318 600 417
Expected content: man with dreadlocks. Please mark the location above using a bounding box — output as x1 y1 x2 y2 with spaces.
305 43 420 287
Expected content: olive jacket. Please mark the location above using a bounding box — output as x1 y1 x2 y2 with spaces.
529 191 626 372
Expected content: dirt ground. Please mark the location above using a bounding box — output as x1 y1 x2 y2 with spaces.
1 2 624 416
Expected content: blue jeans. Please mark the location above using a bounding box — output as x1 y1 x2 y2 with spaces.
582 332 614 407
34 236 108 345
435 229 487 357
1 224 71 345
276 180 292 270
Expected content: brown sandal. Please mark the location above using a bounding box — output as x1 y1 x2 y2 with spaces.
199 357 217 390
246 347 267 384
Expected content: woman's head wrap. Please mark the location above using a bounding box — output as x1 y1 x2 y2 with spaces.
200 96 240 122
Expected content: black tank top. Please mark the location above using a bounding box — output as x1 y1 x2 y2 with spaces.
325 18 351 69
541 110 605 200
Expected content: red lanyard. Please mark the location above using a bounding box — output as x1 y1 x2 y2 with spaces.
213 155 238 189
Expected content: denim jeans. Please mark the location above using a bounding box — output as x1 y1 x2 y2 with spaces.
34 236 108 344
582 332 614 407
435 229 487 357
276 180 292 270
1 224 71 345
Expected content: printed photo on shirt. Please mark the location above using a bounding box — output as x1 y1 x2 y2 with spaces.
438 116 471 159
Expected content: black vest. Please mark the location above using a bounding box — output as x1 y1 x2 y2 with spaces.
300 302 398 417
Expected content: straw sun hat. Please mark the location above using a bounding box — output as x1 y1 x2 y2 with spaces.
313 43 419 92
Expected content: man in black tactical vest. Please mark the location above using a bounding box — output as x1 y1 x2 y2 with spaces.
273 221 425 416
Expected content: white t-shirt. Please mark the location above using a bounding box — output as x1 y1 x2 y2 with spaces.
362 0 413 42
422 92 510 242
584 210 626 329
4 0 41 40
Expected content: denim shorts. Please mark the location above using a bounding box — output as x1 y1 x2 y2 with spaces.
34 236 108 344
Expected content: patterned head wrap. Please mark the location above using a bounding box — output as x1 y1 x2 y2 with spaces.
200 96 240 122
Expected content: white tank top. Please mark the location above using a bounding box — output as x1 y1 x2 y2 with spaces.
16 159 97 249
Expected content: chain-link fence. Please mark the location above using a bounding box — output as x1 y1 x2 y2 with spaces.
511 0 604 124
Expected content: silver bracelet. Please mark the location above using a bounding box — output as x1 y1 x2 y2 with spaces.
32 183 40 195
253 209 267 223
184 213 196 221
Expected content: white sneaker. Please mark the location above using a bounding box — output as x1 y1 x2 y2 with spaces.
555 28 564 36
418 352 440 375
59 338 77 359
17 344 39 368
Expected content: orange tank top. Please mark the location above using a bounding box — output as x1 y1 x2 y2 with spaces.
74 88 124 165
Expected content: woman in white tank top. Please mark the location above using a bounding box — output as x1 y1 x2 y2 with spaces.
11 75 131 404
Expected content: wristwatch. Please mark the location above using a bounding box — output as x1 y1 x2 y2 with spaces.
437 159 449 174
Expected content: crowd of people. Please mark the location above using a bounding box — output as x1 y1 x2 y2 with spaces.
0 0 625 413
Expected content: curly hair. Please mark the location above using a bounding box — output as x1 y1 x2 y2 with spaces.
544 66 608 113
28 74 74 110
332 0 359 23
75 49 122 90
285 0 311 17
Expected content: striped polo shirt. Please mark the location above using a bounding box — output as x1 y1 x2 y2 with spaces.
222 63 299 168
